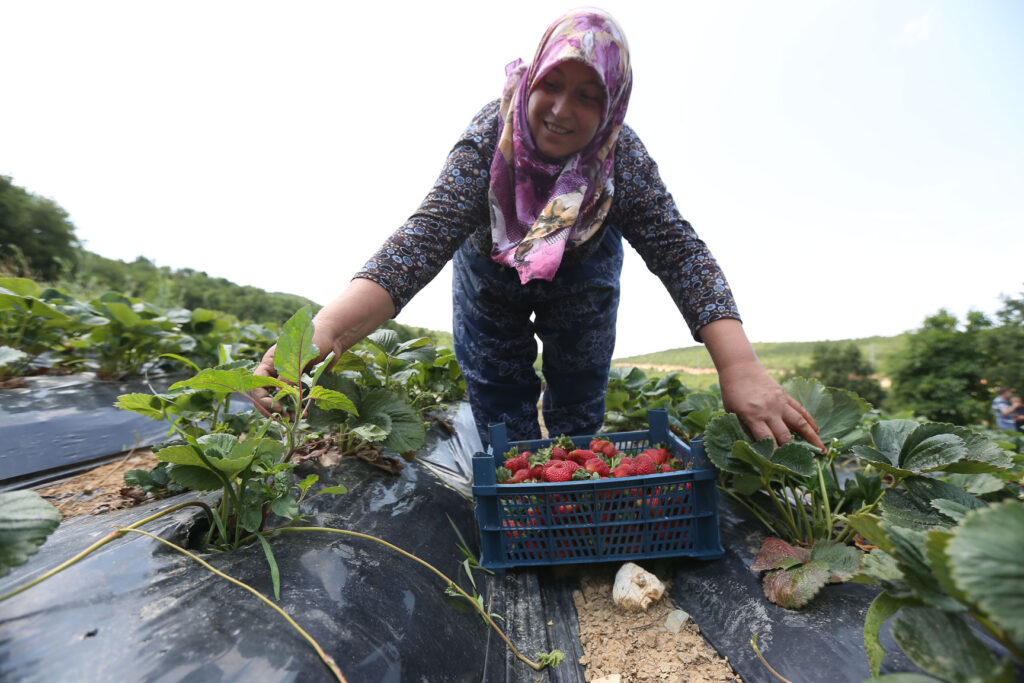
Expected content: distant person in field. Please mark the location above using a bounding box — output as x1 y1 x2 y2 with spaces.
991 387 1021 432
253 8 824 453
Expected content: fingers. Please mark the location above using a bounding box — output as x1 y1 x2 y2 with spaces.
733 397 826 453
744 416 792 448
249 344 282 416
784 402 826 453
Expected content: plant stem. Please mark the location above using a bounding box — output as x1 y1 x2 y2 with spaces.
817 459 834 540
787 481 812 544
276 526 551 672
750 634 794 683
123 528 346 682
718 487 781 538
0 501 214 603
765 482 799 542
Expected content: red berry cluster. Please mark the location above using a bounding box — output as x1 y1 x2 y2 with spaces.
500 484 695 559
496 435 685 485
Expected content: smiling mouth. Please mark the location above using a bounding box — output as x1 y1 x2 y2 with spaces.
544 121 572 135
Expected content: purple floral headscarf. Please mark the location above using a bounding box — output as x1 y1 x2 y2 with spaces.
489 8 632 283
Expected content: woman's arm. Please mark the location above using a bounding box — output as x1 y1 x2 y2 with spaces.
611 127 823 450
701 319 824 451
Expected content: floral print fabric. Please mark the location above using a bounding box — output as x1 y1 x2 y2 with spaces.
489 8 632 284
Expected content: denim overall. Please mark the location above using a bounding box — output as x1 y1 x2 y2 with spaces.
452 227 624 447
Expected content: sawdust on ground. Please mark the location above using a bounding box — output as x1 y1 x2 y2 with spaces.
574 568 741 683
35 449 162 518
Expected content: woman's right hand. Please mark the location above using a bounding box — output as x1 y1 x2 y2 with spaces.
249 278 398 415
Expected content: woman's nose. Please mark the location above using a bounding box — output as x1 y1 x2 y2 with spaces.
550 92 569 117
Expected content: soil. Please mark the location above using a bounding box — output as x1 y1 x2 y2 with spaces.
34 454 741 683
35 449 163 518
574 567 740 683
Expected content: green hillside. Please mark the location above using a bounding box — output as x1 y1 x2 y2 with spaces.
614 334 909 380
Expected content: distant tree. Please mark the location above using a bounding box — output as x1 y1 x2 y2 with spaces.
795 342 886 407
980 288 1024 393
889 309 991 425
0 176 79 279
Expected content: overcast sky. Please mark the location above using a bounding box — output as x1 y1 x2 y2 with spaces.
1 1 1021 358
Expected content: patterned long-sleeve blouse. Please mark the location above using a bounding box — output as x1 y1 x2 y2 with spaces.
355 100 740 341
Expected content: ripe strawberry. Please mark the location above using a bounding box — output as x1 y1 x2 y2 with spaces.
617 456 634 468
550 434 575 460
504 454 529 472
542 460 579 482
584 458 610 478
510 468 532 484
659 464 674 473
628 454 656 477
589 438 617 457
529 465 544 480
642 448 670 466
568 449 597 466
611 463 631 478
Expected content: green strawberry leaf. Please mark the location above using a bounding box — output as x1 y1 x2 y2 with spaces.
783 377 868 443
863 591 908 677
943 427 1013 473
703 413 758 476
853 550 912 599
114 393 169 420
922 528 967 604
870 420 920 465
274 305 319 385
891 607 1015 682
929 499 971 522
0 491 62 577
170 367 285 397
307 385 357 414
844 512 891 553
269 495 300 520
942 473 1005 496
809 540 862 580
885 525 964 613
899 432 966 473
166 464 223 491
851 445 903 471
947 500 1024 644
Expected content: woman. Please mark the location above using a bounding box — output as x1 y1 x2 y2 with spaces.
255 8 824 452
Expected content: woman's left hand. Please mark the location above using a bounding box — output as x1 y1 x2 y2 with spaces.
700 319 826 453
717 359 826 452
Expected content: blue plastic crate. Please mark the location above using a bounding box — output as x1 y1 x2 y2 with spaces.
472 409 724 572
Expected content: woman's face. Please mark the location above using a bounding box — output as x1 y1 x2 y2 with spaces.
527 60 605 160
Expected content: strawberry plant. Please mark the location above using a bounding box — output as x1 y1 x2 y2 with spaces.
749 537 862 609
67 292 196 379
117 305 356 547
604 366 722 439
0 277 100 376
705 378 871 546
849 493 1024 680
